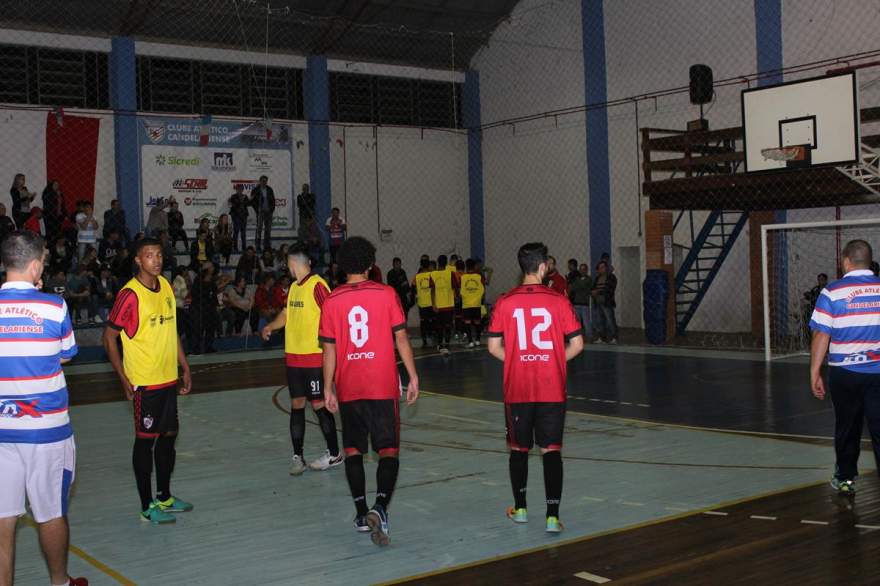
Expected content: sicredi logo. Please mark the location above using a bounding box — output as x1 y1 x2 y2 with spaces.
346 351 375 360
155 154 200 166
212 152 235 171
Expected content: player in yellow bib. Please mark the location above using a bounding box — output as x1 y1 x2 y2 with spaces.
430 255 457 353
460 258 486 348
412 258 435 347
262 245 342 475
103 238 193 525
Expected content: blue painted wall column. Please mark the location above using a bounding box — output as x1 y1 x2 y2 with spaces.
463 70 485 260
582 0 611 268
304 55 331 237
109 37 140 235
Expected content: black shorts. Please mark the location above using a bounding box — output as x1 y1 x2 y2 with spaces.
133 383 179 439
418 307 435 322
340 399 400 457
505 402 566 451
435 310 453 327
286 366 323 402
463 307 481 322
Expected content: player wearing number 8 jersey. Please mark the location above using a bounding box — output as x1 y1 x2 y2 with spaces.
319 236 419 546
487 242 584 533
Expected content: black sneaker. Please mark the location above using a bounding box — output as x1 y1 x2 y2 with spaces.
831 476 856 494
366 504 390 546
354 515 370 533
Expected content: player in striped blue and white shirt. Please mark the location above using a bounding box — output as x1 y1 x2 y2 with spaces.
0 230 87 586
810 239 880 496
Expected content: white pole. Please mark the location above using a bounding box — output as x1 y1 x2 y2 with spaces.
762 224 772 362
762 217 880 232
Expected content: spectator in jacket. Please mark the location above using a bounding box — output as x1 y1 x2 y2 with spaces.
229 183 249 252
250 175 275 252
41 180 65 243
103 199 129 244
254 274 279 323
236 246 258 284
99 230 123 265
189 268 219 354
214 214 233 265
146 197 169 237
544 255 568 296
591 260 618 344
0 203 15 244
222 276 253 336
172 266 191 348
9 173 35 227
23 207 45 237
387 257 410 312
190 229 215 270
569 263 592 340
93 264 117 321
167 200 188 250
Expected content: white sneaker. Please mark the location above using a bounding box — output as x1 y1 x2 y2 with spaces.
309 450 344 471
93 315 103 324
467 342 475 349
289 454 307 476
609 338 618 345
475 340 481 346
594 339 604 345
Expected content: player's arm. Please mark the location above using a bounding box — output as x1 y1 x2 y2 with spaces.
103 289 138 400
177 336 192 395
394 329 419 405
322 342 338 413
261 306 287 340
102 326 133 400
565 334 584 361
810 331 830 400
487 336 505 362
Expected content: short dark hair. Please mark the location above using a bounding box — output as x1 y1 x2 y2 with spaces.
466 258 476 271
843 239 873 268
818 273 828 280
134 237 162 256
438 255 448 269
1 230 45 271
420 258 430 270
518 242 548 275
332 207 340 213
548 255 557 264
393 257 402 264
288 243 310 264
261 273 274 284
337 236 376 275
259 175 268 181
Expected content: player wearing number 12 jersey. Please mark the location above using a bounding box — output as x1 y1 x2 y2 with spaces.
319 236 419 546
487 242 584 533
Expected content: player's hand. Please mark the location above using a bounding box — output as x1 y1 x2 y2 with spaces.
260 325 273 341
811 371 826 400
121 376 134 401
180 368 192 395
325 390 339 414
406 376 419 405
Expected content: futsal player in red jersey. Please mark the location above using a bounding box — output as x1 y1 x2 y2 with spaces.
319 236 419 546
487 242 584 533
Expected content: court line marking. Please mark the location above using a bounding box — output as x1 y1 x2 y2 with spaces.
20 516 135 585
855 524 880 531
702 511 728 516
432 413 491 425
801 520 829 526
750 515 777 521
377 478 829 586
620 501 645 507
574 571 611 583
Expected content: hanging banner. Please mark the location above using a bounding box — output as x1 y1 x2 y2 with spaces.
139 117 295 233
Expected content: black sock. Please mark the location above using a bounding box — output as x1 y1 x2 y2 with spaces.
345 454 369 516
543 450 563 518
155 435 176 502
509 450 528 510
375 456 400 510
315 407 339 457
290 408 305 457
475 323 483 342
468 324 476 342
132 438 154 511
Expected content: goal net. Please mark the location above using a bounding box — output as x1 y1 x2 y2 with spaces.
762 218 880 361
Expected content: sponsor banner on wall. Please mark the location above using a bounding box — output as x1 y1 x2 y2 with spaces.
139 117 294 231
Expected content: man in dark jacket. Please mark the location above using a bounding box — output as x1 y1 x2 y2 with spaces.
0 203 15 243
591 260 618 344
167 200 188 250
103 199 130 245
250 175 275 252
229 183 249 252
569 263 592 341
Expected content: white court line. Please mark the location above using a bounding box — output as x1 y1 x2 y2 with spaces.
637 404 651 408
589 398 602 402
855 524 880 531
619 402 633 406
750 515 777 521
601 400 616 404
583 496 607 502
801 520 829 526
574 571 611 584
620 501 645 507
432 413 490 425
703 511 729 516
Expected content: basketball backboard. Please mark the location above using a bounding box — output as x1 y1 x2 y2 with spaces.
742 72 859 172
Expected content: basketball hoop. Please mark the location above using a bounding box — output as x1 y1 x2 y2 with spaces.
761 146 807 162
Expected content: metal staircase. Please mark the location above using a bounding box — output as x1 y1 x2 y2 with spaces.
674 210 748 335
836 142 880 196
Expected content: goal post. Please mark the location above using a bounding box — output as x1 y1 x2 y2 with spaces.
762 217 880 361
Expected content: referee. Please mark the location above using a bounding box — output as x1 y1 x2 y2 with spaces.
0 231 87 586
810 239 880 495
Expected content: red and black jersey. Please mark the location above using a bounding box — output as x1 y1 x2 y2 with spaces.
319 281 407 402
487 284 582 403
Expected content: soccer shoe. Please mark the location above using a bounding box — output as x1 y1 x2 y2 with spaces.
506 506 528 524
831 477 856 494
366 505 390 546
68 578 89 586
354 515 371 533
309 450 345 471
157 495 194 513
289 454 307 476
546 516 564 533
140 502 176 524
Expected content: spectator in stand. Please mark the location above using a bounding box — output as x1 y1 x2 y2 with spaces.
172 266 191 350
259 248 277 279
325 207 346 262
23 207 45 237
99 229 123 265
67 264 96 324
0 203 15 243
75 202 98 260
167 200 188 251
369 262 383 283
45 268 68 299
325 261 343 289
251 175 275 252
9 173 35 227
591 260 618 344
569 263 592 340
228 183 249 252
189 267 219 354
544 255 568 296
387 257 410 313
79 246 100 276
270 273 291 311
190 230 214 270
93 264 117 321
214 214 233 265
103 199 130 245
145 197 169 237
566 259 579 287
236 245 258 284
275 244 289 267
158 230 177 273
223 276 253 336
296 183 316 244
254 273 279 325
41 180 65 243
111 247 132 282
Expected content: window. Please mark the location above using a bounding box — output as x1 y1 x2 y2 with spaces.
0 44 108 109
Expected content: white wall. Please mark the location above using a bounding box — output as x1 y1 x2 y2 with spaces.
473 0 588 299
